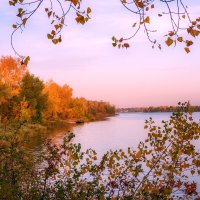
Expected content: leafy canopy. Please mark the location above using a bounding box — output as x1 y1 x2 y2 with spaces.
7 0 200 63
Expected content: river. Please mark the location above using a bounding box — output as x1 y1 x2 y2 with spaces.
26 112 200 193
28 112 200 157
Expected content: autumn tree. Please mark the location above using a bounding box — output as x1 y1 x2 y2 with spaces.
44 81 73 120
0 56 27 124
66 98 115 121
0 56 27 97
0 83 8 105
0 60 115 123
19 72 47 122
43 81 115 121
18 99 32 123
67 97 89 120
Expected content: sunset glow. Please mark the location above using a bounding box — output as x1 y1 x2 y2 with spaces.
1 0 200 107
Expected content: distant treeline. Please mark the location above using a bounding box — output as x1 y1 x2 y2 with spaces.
0 56 115 125
117 105 200 113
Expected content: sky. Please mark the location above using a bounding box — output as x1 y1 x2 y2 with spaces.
0 0 200 107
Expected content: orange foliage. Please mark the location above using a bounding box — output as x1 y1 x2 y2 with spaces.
44 81 115 121
0 56 115 123
44 81 73 120
0 56 27 97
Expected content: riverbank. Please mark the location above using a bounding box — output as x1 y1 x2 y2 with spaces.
46 113 117 129
0 123 47 137
0 113 116 137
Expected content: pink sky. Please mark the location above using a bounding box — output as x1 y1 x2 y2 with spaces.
0 0 200 107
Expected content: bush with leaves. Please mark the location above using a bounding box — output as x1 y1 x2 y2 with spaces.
1 102 200 199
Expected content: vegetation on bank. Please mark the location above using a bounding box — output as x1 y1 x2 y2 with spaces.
1 102 200 199
1 56 200 199
118 104 200 113
0 56 115 132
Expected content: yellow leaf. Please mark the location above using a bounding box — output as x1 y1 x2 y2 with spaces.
75 13 85 25
192 21 196 25
169 31 174 36
47 34 53 39
135 0 144 8
186 40 193 47
165 37 173 46
146 162 152 168
177 37 183 42
22 18 27 26
132 22 137 28
123 43 130 48
12 24 17 29
178 150 182 155
71 0 78 6
184 47 190 53
144 16 150 24
136 151 142 158
188 29 200 37
87 7 91 14
23 56 30 66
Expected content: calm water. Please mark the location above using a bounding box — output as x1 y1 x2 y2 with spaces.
26 112 200 193
28 112 200 156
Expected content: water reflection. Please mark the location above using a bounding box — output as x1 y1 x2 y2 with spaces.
25 123 77 156
26 112 200 158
